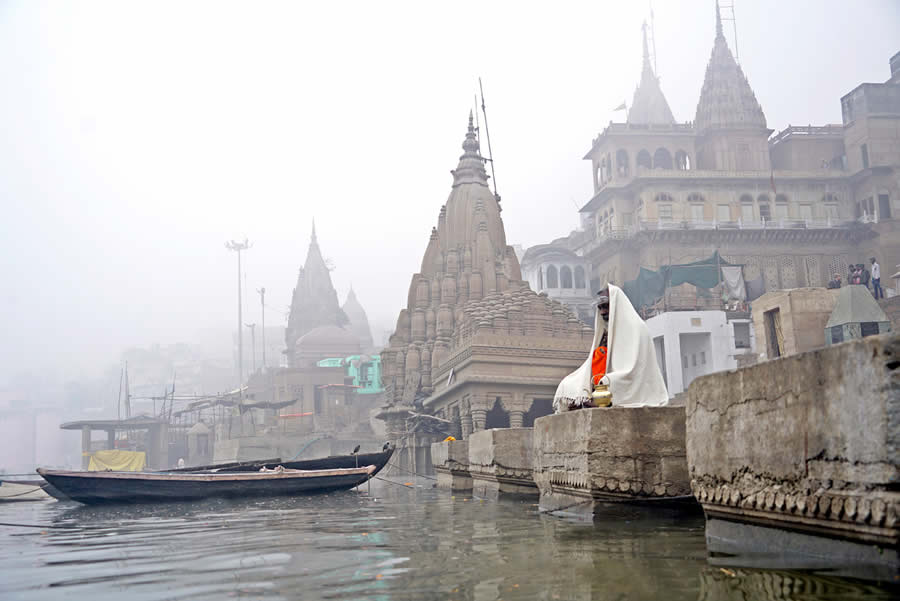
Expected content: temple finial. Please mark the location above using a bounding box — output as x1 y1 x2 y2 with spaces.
311 219 317 244
715 1 724 39
468 109 474 132
642 21 650 68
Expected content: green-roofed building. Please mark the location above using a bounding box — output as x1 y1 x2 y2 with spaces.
825 285 891 345
317 355 383 395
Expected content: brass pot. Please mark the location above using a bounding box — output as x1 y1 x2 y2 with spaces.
591 383 612 407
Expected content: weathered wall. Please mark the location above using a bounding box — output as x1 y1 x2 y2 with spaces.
533 407 690 515
752 288 839 359
687 333 900 545
468 428 536 498
431 438 472 491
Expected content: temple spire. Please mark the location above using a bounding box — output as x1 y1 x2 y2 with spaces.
311 219 317 245
715 0 724 40
642 20 650 68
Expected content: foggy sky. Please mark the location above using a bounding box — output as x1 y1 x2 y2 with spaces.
1 0 898 386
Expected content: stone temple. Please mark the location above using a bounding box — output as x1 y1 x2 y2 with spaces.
379 114 593 468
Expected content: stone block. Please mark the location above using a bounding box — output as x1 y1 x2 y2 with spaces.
431 439 472 491
533 407 692 516
687 333 900 548
468 428 537 499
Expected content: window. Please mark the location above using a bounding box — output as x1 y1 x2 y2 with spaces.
825 204 839 220
741 203 754 222
878 194 891 219
764 308 783 358
861 144 869 169
687 193 704 204
861 322 880 337
659 204 673 221
691 204 704 221
691 354 697 367
546 265 558 288
574 266 586 288
560 266 573 289
831 325 843 344
682 355 688 369
637 149 652 169
775 203 789 220
538 267 544 290
800 205 813 220
717 204 731 221
759 203 771 221
733 323 751 348
654 148 673 169
700 351 706 365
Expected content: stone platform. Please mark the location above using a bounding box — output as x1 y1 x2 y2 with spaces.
431 439 472 491
533 407 692 516
687 333 900 549
468 428 537 499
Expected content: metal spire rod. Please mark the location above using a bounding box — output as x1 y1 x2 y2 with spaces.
478 77 499 201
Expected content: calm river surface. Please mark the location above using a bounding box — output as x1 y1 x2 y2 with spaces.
1 478 896 600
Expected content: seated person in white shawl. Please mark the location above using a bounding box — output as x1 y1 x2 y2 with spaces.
553 285 668 412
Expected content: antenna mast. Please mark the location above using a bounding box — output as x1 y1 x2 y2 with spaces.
649 0 658 74
719 1 740 64
478 77 499 202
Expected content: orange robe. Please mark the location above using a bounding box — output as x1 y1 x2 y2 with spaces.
591 345 607 387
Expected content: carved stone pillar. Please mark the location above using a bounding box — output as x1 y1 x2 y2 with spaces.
501 394 533 429
461 399 473 439
469 394 493 432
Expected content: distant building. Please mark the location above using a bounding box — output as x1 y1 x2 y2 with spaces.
520 243 595 325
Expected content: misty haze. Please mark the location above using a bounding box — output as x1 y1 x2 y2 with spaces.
1 1 899 599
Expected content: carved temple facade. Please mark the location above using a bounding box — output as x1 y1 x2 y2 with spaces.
379 115 593 452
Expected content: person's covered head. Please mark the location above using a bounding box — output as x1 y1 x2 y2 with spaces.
871 257 877 264
596 287 610 322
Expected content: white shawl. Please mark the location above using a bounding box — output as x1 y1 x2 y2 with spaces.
553 284 669 412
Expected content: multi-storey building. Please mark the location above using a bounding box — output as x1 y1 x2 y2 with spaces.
572 8 899 298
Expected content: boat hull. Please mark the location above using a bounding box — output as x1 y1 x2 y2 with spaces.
172 445 395 478
37 466 375 505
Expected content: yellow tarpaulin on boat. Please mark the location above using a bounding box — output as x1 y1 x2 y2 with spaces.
88 450 146 472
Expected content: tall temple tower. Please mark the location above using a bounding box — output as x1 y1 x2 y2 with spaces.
627 22 676 126
342 287 375 352
380 114 592 441
694 3 772 171
284 222 349 365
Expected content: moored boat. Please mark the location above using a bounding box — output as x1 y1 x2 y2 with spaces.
170 443 395 478
36 465 376 505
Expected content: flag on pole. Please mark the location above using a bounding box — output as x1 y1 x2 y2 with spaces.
613 102 627 112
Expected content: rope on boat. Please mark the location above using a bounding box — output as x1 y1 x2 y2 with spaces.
372 476 415 489
384 462 437 481
0 483 49 499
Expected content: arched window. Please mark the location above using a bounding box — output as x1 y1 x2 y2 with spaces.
822 193 838 203
775 193 788 204
637 149 652 170
675 150 690 170
739 194 754 204
538 267 544 290
653 148 673 169
574 266 586 288
687 193 705 204
654 193 673 203
560 266 573 289
546 265 558 288
616 150 630 177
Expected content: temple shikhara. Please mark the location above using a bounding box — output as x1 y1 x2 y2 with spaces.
378 114 593 468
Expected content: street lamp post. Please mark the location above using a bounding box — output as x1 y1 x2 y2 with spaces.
225 238 251 398
257 287 267 371
245 322 257 374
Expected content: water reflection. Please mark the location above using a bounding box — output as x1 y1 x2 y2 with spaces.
0 480 896 601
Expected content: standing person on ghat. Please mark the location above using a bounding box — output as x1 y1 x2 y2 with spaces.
553 285 669 412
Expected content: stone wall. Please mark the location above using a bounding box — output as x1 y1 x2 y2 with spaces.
687 333 900 546
468 428 536 499
431 438 472 491
533 407 691 516
751 288 839 360
879 296 900 331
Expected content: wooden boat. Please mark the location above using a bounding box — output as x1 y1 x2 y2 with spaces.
170 443 395 478
36 465 376 505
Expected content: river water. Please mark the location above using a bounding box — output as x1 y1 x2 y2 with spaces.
0 478 896 600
